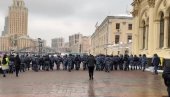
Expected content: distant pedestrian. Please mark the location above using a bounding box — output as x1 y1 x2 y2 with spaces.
14 54 21 77
141 54 147 72
87 54 96 80
152 54 161 75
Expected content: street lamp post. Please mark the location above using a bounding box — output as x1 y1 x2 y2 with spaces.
38 38 43 55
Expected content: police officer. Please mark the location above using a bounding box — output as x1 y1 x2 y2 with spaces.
44 55 50 71
100 55 105 71
95 56 100 71
39 56 44 70
129 55 134 70
152 54 161 75
20 55 25 72
31 56 38 72
133 55 139 70
119 55 124 70
82 55 88 70
124 54 129 71
74 55 81 70
138 54 142 70
14 54 21 77
50 55 55 70
25 54 31 71
9 54 15 73
104 55 111 72
114 55 119 71
141 54 147 72
63 55 68 70
68 54 73 72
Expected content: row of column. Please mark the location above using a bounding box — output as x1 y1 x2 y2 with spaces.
163 16 169 49
139 23 149 50
155 16 169 49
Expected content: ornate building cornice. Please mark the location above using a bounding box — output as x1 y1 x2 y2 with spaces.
131 10 138 17
131 0 142 17
147 0 155 8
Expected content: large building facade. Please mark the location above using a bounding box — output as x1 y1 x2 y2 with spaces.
0 0 38 52
69 34 91 54
91 16 133 55
69 34 82 53
51 37 65 53
8 0 28 36
132 0 170 59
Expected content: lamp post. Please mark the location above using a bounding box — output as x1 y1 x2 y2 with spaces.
38 38 43 55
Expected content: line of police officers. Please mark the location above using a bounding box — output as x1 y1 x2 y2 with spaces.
0 53 151 76
1 53 170 96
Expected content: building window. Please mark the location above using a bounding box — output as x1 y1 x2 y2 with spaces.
17 2 19 6
128 24 132 30
115 35 120 44
127 35 132 43
142 21 146 49
160 12 164 48
116 23 120 29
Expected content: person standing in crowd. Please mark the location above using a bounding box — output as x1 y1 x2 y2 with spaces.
63 55 68 70
138 54 142 70
68 54 73 72
129 55 134 70
2 54 9 77
119 55 124 70
152 54 161 75
9 54 15 73
133 55 139 70
141 54 147 72
124 54 129 71
14 54 21 77
104 55 111 72
162 64 170 97
87 54 96 80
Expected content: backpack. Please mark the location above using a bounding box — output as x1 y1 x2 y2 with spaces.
2 58 7 65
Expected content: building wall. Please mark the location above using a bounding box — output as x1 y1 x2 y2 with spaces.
8 0 28 36
132 0 170 58
91 16 133 56
51 37 65 53
81 36 91 54
69 34 82 53
0 37 10 51
69 34 91 54
0 0 39 52
2 17 8 36
17 38 35 50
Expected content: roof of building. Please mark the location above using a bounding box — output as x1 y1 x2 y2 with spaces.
91 15 133 37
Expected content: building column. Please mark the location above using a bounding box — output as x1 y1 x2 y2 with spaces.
164 16 169 49
145 25 149 49
139 27 143 50
155 20 160 49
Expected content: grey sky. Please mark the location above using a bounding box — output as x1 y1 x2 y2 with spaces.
0 0 133 46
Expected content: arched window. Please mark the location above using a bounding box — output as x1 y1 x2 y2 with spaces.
160 12 164 48
142 21 146 49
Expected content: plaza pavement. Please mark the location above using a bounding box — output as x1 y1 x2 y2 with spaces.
0 70 168 97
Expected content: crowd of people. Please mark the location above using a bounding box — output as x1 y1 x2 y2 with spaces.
0 53 161 78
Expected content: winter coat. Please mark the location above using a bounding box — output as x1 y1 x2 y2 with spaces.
87 55 96 67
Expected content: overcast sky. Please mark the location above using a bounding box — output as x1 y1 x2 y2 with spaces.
0 0 133 46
